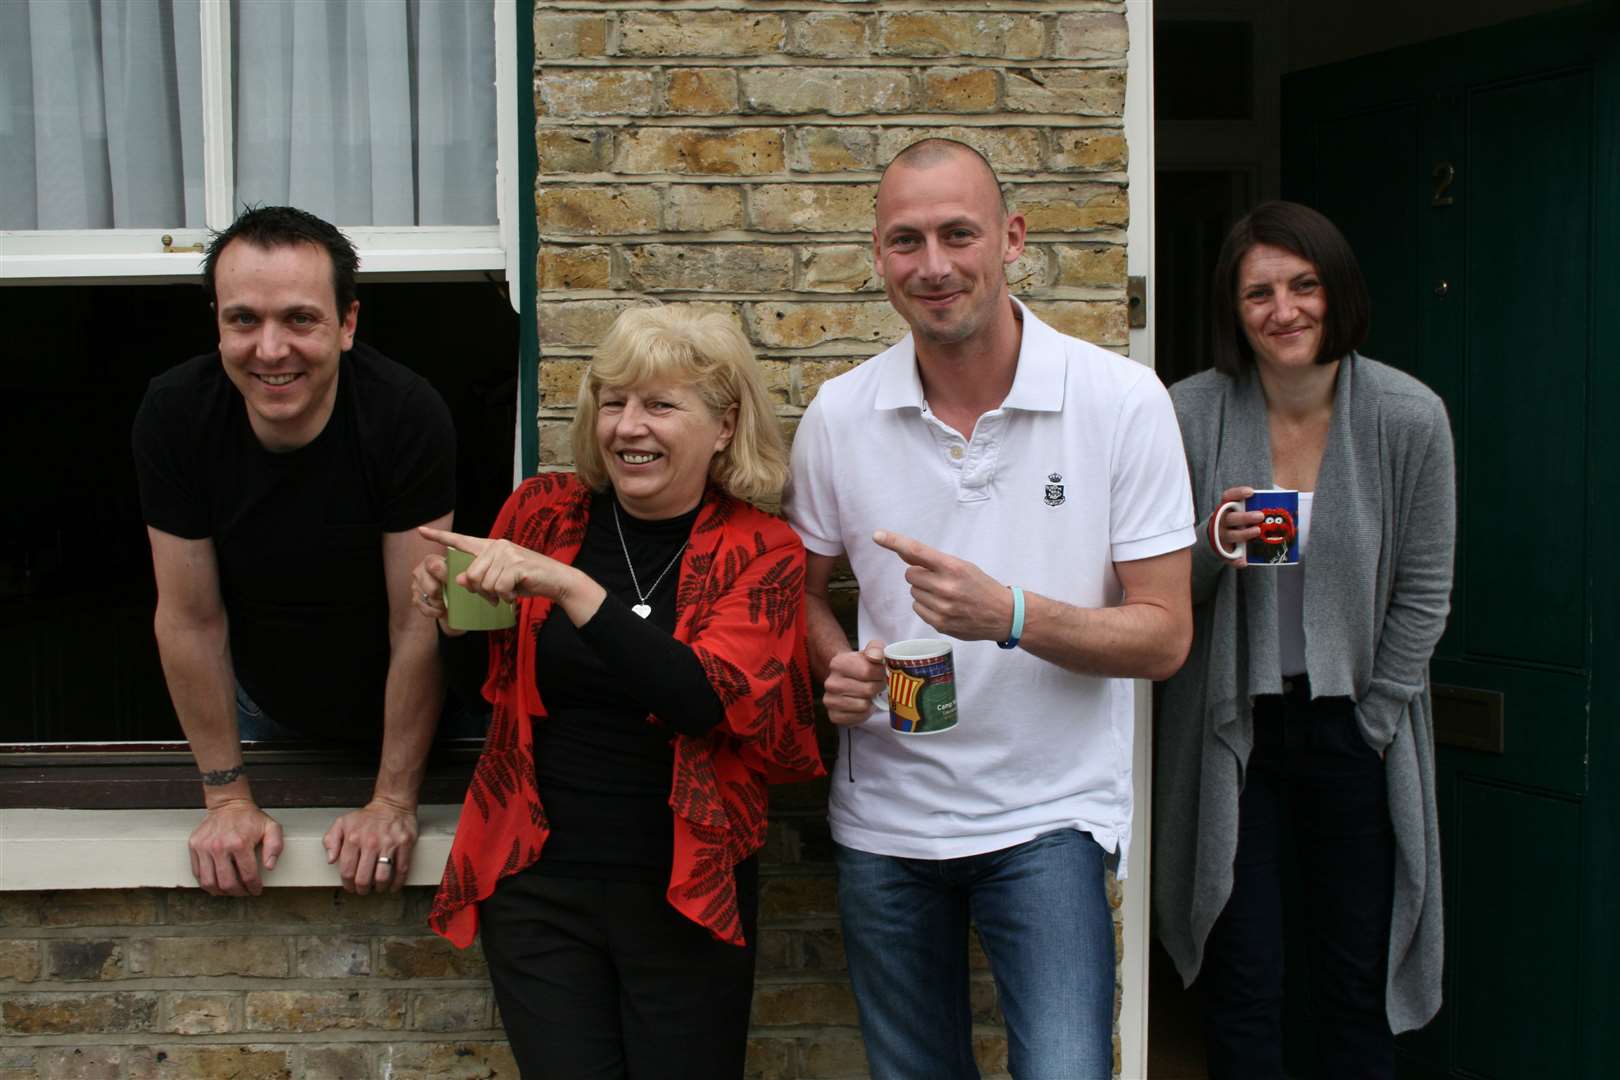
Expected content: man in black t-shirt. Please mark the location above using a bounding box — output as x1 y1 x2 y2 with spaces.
132 207 455 898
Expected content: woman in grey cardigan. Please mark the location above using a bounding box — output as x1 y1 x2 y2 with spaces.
1154 202 1454 1079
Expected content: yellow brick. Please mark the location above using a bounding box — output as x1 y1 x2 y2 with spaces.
751 302 903 349
0 940 40 982
923 67 999 112
1027 300 1131 346
619 11 785 57
537 425 574 469
537 128 612 175
1050 130 1129 173
538 359 590 409
1006 68 1126 117
162 992 238 1035
666 184 744 231
876 126 1043 174
128 1046 288 1080
539 245 611 291
799 246 875 294
790 13 869 58
790 128 877 174
244 989 406 1033
40 890 159 928
379 1041 518 1079
749 185 875 234
1055 12 1131 60
626 244 793 293
1016 184 1129 234
538 69 655 118
615 127 784 176
538 187 660 236
878 12 1043 59
248 887 406 925
1 992 157 1035
538 300 637 348
534 12 609 60
750 981 860 1026
666 68 738 114
150 936 288 978
741 68 912 116
793 359 861 404
1055 245 1127 290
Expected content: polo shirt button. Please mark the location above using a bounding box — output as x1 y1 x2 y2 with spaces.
949 446 964 460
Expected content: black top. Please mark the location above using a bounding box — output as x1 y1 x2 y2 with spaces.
131 342 456 738
532 489 726 879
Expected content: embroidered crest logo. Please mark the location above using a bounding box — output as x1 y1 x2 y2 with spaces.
1044 473 1065 507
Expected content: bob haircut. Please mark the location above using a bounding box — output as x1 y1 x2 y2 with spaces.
1208 200 1370 377
571 304 790 504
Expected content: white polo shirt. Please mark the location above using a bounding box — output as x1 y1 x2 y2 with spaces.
785 301 1194 868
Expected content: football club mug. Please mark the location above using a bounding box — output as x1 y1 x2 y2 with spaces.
876 638 959 735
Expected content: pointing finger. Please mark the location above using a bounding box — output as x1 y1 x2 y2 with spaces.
872 530 944 570
418 526 487 555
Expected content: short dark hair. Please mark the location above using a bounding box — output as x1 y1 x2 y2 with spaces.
203 205 360 314
881 137 1008 214
1208 200 1369 376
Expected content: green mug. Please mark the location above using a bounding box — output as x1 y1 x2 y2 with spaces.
442 547 516 631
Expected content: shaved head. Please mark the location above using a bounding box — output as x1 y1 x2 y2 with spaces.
880 139 1008 217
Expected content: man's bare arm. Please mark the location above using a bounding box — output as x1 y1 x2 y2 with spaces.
323 512 451 894
1018 549 1192 680
874 530 1192 681
147 527 284 896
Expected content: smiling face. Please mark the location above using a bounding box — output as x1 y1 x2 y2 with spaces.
873 151 1025 353
1236 243 1328 376
214 239 357 451
595 378 737 520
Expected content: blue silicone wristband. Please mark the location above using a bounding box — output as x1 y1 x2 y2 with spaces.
998 585 1025 649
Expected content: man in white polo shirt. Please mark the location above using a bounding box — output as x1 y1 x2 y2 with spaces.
785 139 1195 1079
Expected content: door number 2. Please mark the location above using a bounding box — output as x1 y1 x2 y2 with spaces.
1432 162 1456 207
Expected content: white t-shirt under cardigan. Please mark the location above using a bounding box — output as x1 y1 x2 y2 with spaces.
785 301 1195 868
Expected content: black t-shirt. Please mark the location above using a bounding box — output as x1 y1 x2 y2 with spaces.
131 342 456 738
532 490 725 878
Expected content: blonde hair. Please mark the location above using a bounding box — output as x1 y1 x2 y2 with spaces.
571 304 789 503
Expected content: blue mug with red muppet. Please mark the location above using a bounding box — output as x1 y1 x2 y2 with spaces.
1212 489 1300 567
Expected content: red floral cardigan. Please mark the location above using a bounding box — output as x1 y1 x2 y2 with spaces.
429 474 825 948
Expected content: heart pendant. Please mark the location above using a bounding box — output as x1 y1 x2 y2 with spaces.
632 603 652 619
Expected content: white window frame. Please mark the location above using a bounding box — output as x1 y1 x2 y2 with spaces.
0 0 519 304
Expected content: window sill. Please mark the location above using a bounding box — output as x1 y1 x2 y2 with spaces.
0 804 462 891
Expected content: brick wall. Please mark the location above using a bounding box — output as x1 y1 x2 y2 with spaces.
0 888 509 1079
531 0 1133 472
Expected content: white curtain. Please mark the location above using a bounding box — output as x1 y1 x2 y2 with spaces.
0 0 495 231
233 0 495 226
0 0 204 229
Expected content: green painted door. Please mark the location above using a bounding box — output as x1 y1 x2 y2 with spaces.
1282 10 1619 1078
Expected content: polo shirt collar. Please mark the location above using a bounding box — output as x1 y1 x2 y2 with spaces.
872 297 1066 413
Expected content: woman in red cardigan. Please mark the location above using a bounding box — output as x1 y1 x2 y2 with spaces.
410 305 824 1079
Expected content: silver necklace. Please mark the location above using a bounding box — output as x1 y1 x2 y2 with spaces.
611 500 687 619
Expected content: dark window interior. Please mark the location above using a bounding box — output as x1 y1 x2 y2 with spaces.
0 278 517 746
1157 20 1255 122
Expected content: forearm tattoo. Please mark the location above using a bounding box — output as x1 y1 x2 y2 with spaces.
200 765 247 786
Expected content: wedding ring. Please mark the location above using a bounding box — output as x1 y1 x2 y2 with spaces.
376 855 393 866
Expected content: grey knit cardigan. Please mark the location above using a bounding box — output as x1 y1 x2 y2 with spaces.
1153 354 1455 1034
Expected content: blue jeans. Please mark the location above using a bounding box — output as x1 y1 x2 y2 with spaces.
234 684 488 742
835 828 1115 1080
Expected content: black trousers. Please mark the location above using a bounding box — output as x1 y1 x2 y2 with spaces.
1199 679 1397 1080
478 859 759 1080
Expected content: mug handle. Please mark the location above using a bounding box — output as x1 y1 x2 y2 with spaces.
1211 500 1246 563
